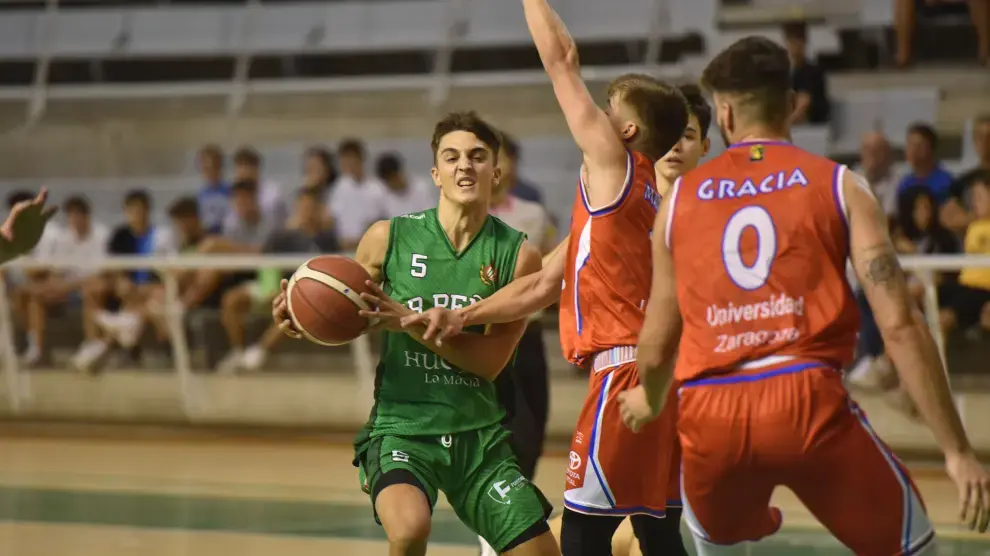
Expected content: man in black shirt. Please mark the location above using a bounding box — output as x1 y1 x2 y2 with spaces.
783 21 831 125
943 115 990 234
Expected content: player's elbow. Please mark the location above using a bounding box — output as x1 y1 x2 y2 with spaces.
545 46 580 76
877 307 929 347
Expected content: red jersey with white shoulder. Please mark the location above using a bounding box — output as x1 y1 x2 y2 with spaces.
666 141 859 382
559 150 661 365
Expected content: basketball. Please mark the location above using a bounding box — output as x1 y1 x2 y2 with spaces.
286 255 378 346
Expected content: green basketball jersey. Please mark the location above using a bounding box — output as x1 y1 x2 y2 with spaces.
369 208 526 438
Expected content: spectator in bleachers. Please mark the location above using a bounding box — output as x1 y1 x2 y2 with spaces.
895 0 990 67
941 175 990 336
232 146 288 228
72 190 170 373
898 123 954 205
328 138 388 251
377 152 437 218
302 145 338 199
196 144 230 234
782 21 831 125
215 188 339 374
499 134 544 205
18 196 108 368
943 115 990 233
856 131 898 216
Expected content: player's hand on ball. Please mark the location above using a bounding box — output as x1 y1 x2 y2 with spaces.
400 308 465 346
945 450 990 533
272 279 302 339
617 385 658 433
358 280 412 332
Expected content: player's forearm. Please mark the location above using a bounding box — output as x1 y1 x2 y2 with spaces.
882 311 972 456
636 310 679 407
522 0 579 73
406 327 520 381
458 269 559 326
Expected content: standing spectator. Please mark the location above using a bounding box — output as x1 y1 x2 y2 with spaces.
377 152 437 218
898 123 954 205
72 190 170 373
19 196 108 367
231 146 288 228
782 20 831 125
941 176 990 335
196 144 230 234
215 189 339 374
302 145 338 198
327 138 388 251
894 0 989 68
499 134 544 204
855 131 898 216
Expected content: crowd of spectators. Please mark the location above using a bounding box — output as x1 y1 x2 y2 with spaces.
3 135 552 374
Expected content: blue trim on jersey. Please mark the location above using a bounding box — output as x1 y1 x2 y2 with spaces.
680 361 824 388
580 151 635 217
564 499 668 518
588 372 616 507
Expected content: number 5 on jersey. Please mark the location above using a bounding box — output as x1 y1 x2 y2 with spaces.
722 206 777 291
411 254 428 278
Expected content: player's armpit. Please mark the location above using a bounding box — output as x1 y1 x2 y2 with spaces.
844 170 972 457
521 0 626 190
353 220 390 283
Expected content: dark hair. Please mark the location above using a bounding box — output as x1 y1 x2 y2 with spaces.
606 74 688 161
500 132 521 161
297 187 322 202
233 146 261 168
231 179 258 194
198 144 223 165
124 189 151 209
908 123 938 150
168 197 199 219
701 36 792 129
376 153 403 181
305 146 337 184
679 84 712 139
430 111 501 163
782 20 808 42
63 195 90 215
6 190 34 209
896 185 957 253
338 138 366 159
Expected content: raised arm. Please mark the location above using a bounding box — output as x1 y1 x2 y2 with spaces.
522 0 627 207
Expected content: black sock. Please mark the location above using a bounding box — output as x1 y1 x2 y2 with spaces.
630 508 688 556
560 508 624 556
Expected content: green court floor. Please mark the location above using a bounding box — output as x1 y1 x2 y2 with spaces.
0 486 987 554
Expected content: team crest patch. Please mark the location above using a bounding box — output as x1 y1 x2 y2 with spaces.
480 262 497 287
749 145 765 161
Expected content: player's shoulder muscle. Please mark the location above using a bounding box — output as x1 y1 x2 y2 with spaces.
514 241 543 281
355 220 391 280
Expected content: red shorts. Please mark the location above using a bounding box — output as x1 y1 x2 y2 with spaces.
678 362 936 555
564 358 679 517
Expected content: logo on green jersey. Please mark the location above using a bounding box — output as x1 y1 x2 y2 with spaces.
480 262 497 287
487 475 527 505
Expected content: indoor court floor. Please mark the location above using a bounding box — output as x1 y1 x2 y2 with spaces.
0 436 987 555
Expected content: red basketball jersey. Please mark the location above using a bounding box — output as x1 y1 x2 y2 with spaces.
667 141 859 382
560 150 661 365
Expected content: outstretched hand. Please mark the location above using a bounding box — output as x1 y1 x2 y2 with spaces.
0 188 57 261
272 279 302 339
399 307 466 347
358 281 412 332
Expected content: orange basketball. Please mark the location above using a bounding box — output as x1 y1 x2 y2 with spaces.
286 255 378 346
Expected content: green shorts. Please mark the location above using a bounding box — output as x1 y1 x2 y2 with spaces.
355 423 552 552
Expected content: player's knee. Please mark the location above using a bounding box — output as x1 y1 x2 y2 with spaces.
375 484 432 552
630 511 687 556
560 509 623 556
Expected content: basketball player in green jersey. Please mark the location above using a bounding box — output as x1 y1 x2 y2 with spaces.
272 112 560 556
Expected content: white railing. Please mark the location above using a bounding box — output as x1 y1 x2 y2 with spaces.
1 253 988 414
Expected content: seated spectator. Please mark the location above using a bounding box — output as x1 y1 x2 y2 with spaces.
72 190 170 373
782 20 831 125
898 123 954 205
895 0 989 67
197 144 229 234
500 134 544 205
941 176 990 336
216 188 339 373
378 152 437 218
893 185 961 297
4 191 59 323
943 115 990 233
328 138 388 251
856 131 898 216
18 196 108 367
231 146 288 228
302 145 338 198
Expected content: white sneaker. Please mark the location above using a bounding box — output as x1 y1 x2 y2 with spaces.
20 341 42 367
215 349 245 375
96 311 145 349
70 340 110 374
241 345 268 372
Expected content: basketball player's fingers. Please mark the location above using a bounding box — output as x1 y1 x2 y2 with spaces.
277 320 301 339
978 479 990 532
280 279 289 294
960 480 973 524
33 187 48 205
359 292 382 307
364 280 388 299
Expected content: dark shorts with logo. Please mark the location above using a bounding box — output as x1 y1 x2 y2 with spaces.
356 423 553 552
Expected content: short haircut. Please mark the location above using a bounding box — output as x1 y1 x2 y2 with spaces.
376 152 403 181
908 123 938 149
233 146 261 168
679 84 712 139
338 138 366 159
124 189 151 209
231 179 258 194
782 20 808 42
168 197 199 219
198 144 223 165
701 36 793 129
606 74 688 161
63 195 90 215
500 132 521 161
430 111 501 163
6 190 34 209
